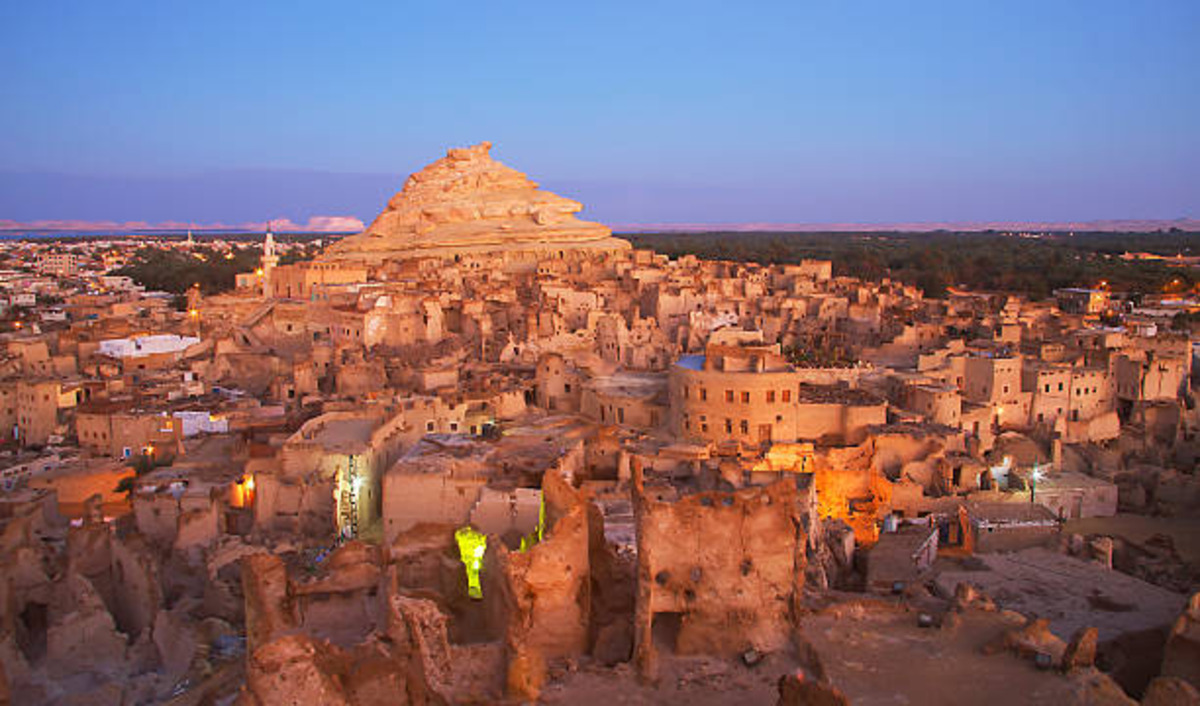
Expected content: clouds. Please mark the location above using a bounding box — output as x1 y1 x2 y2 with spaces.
269 215 365 232
0 215 365 233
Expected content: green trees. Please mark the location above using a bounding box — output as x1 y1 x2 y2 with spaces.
113 246 260 294
624 231 1200 300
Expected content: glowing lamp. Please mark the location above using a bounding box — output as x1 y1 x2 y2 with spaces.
454 526 487 599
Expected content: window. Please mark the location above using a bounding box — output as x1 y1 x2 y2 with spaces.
426 421 435 432
564 383 571 393
740 419 749 435
766 390 776 403
741 391 750 404
1044 384 1050 393
450 422 458 432
725 390 734 403
1058 382 1064 391
700 388 707 401
1003 385 1009 394
725 419 733 433
684 387 689 399
782 389 792 403
617 408 625 424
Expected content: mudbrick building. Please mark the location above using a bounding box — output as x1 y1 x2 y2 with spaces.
0 142 1198 704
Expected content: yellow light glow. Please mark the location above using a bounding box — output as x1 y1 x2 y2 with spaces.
188 309 199 318
255 268 264 276
454 526 487 599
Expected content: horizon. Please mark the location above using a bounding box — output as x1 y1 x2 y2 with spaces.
2 2 1198 225
4 217 1200 238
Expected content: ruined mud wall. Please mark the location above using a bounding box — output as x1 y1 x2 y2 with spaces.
497 466 593 699
633 477 805 680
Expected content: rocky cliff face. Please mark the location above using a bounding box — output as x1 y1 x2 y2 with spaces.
325 142 628 263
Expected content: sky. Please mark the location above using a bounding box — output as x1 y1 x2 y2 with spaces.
1 0 1198 227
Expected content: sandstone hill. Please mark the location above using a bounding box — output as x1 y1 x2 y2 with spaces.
324 141 628 263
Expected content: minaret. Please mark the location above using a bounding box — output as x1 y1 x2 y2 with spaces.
261 221 279 298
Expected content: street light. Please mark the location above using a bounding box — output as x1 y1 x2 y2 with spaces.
1030 464 1043 504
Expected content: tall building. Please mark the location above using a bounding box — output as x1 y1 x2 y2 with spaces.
261 222 279 298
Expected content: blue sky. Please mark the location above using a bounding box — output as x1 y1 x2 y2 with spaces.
1 0 1197 225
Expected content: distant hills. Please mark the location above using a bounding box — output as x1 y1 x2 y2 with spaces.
0 216 364 235
613 218 1200 233
1 216 1196 236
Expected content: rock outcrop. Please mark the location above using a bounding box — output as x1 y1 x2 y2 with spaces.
1141 676 1200 706
324 142 629 264
1161 591 1200 691
777 672 852 706
1062 627 1099 672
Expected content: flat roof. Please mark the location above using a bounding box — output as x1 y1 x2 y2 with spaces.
586 372 667 399
967 501 1057 525
1035 472 1115 491
797 383 881 405
302 417 378 453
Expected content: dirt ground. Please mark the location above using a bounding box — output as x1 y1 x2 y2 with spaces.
1064 514 1200 564
796 604 1132 706
539 651 799 705
935 548 1188 642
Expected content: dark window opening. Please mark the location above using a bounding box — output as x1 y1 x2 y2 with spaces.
651 612 684 654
